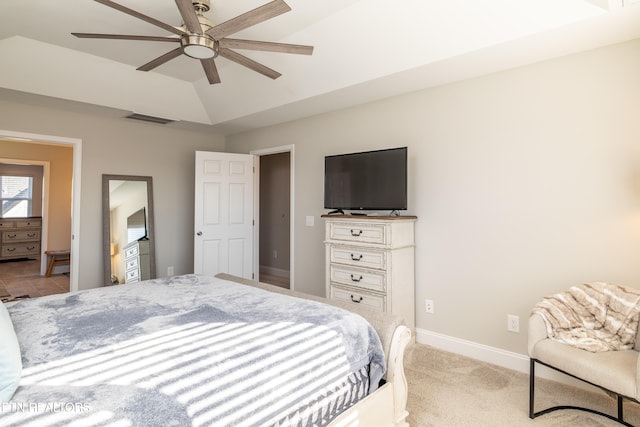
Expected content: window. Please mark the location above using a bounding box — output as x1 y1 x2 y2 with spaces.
0 176 33 218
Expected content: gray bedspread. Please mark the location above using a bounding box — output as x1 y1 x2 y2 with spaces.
1 275 385 427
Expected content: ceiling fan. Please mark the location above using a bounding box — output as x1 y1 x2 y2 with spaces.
72 0 314 84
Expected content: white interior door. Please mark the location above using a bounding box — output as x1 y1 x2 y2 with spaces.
194 151 255 278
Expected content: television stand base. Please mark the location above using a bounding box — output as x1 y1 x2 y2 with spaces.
350 212 368 216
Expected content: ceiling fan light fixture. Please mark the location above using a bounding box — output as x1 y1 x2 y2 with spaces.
181 35 217 59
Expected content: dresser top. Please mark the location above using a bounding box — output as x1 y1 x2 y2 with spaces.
321 214 417 220
0 216 42 220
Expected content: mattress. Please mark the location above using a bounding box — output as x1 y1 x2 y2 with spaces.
0 274 386 426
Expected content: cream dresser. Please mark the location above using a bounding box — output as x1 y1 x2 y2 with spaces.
0 217 42 261
323 215 416 332
123 240 150 284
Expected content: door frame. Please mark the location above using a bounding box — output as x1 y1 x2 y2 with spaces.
0 129 82 292
250 145 295 290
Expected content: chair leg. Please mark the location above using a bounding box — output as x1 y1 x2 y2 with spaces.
529 358 536 419
529 358 636 426
618 395 623 422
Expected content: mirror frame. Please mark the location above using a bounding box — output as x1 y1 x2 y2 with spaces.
102 174 156 286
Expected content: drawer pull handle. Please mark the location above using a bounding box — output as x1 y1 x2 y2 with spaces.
350 253 363 261
7 248 16 252
27 233 36 237
27 246 35 250
350 295 363 303
350 274 363 282
350 229 363 237
7 234 17 239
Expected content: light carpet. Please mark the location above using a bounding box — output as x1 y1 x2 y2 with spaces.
405 343 640 426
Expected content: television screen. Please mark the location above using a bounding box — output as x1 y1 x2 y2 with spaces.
127 207 147 243
324 147 407 212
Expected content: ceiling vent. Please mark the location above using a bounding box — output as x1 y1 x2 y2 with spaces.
125 113 176 125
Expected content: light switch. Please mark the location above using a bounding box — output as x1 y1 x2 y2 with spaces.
306 216 314 227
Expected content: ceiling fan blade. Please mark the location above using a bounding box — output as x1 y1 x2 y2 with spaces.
207 0 291 40
72 33 179 43
137 47 183 72
219 48 281 80
175 0 203 34
219 38 313 55
201 58 221 84
94 0 184 36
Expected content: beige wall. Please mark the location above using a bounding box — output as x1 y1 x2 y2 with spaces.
0 98 225 289
0 141 73 256
227 38 640 355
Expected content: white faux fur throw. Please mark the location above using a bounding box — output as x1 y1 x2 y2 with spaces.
532 282 640 352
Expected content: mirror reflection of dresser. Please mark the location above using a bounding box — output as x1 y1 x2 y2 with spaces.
123 239 150 283
102 175 156 286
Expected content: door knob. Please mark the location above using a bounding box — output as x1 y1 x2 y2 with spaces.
196 231 203 236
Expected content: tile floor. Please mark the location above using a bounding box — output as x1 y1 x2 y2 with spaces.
0 258 69 300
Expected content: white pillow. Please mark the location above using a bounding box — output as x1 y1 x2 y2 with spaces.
0 303 22 403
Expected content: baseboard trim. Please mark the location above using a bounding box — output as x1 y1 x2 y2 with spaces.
415 328 530 374
415 328 589 387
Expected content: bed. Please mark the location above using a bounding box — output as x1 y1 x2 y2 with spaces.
0 274 411 426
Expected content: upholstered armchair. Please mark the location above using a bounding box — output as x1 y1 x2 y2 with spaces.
528 282 640 426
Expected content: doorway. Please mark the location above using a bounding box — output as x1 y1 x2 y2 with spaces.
251 145 294 290
0 130 82 292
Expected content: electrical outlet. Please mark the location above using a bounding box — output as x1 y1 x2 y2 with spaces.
507 314 520 333
273 250 278 259
425 299 434 314
167 266 174 276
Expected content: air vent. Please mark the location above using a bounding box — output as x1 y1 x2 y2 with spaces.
125 113 176 124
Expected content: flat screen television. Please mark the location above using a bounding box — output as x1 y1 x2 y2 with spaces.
324 147 408 213
127 207 147 243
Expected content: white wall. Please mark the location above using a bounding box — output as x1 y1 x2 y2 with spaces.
0 96 225 289
227 38 640 355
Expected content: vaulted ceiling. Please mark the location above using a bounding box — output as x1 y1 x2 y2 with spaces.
1 0 639 134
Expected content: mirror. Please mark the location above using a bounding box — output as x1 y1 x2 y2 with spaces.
102 174 156 286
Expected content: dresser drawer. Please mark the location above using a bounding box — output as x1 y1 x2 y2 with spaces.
15 219 41 228
0 220 16 229
330 264 386 293
125 257 140 271
125 244 140 258
330 285 386 312
1 242 40 257
126 268 140 282
2 229 41 243
330 245 386 270
328 222 387 245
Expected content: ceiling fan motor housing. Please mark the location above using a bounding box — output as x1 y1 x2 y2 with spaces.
180 0 217 59
181 35 218 59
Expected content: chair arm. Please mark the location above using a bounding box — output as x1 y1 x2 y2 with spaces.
528 313 548 357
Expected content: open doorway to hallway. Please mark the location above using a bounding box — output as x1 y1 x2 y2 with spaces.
0 162 67 299
0 139 74 298
258 151 291 289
